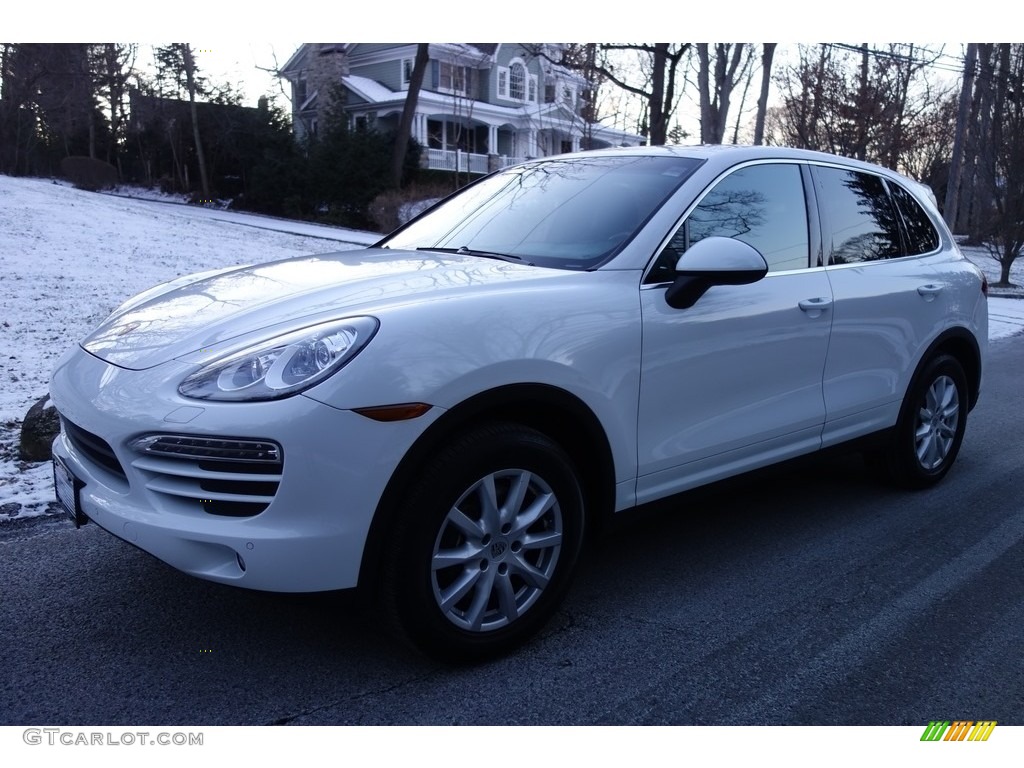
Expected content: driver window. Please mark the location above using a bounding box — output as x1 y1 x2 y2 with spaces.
646 163 810 283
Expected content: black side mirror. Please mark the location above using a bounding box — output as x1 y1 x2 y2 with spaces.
665 237 769 309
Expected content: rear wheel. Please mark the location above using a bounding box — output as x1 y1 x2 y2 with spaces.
871 353 968 489
382 423 585 662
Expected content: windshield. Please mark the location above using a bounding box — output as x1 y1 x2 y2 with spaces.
379 155 703 270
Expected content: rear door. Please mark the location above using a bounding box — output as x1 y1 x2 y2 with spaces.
812 164 950 446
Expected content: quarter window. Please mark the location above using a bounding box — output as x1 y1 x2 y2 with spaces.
816 167 902 264
890 183 940 255
647 163 810 283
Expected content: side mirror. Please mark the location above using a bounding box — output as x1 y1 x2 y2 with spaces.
665 236 768 309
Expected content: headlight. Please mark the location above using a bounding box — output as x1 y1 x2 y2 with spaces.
178 317 379 401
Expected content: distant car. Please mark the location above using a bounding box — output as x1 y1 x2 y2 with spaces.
50 146 988 660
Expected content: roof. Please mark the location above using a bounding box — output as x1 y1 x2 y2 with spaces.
342 75 401 104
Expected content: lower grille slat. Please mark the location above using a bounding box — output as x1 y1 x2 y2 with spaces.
131 433 283 518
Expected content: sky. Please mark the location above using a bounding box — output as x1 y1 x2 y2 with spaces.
9 3 1004 49
6 3 1004 114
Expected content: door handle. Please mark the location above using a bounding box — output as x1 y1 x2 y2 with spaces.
798 297 832 316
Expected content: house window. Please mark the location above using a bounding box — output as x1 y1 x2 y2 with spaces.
528 75 537 102
509 63 526 100
439 62 469 95
353 112 377 131
401 58 413 88
545 84 556 103
562 86 574 105
497 69 508 98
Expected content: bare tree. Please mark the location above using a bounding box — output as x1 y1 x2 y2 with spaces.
769 43 949 175
598 44 689 145
944 44 978 230
696 43 748 144
975 44 1024 286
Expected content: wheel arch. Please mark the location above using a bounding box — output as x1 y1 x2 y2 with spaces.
358 383 617 589
914 327 982 412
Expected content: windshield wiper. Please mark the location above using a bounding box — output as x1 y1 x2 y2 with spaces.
416 246 532 266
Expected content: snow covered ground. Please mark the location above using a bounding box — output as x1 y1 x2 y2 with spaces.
0 175 371 519
0 174 1022 520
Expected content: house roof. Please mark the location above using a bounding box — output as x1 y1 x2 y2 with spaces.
342 75 401 105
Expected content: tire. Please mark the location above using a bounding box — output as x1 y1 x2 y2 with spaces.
382 422 585 662
873 353 968 489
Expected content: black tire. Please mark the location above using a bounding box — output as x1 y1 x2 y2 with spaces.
381 422 586 662
872 353 968 489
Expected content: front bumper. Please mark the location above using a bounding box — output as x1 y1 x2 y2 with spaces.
49 346 438 592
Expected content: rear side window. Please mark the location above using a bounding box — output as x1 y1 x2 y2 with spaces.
890 183 940 255
816 167 902 264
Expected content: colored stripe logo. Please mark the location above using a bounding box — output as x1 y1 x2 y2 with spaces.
921 721 997 741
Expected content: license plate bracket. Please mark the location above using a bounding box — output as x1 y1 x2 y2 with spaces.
53 455 87 528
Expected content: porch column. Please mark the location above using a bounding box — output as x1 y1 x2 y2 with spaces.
488 124 498 154
527 129 537 158
571 135 580 153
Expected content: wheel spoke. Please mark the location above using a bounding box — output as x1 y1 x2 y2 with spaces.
501 470 532 525
521 530 562 550
447 506 483 539
494 572 519 622
464 567 498 630
510 492 555 535
438 567 482 613
432 542 483 570
477 474 501 533
509 552 550 589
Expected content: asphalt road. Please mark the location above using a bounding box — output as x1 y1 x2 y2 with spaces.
1 338 1021 726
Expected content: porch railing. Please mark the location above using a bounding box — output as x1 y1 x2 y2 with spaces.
424 149 527 173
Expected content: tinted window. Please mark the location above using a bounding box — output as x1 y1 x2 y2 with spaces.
381 155 702 270
647 164 809 283
890 183 940 255
816 167 902 264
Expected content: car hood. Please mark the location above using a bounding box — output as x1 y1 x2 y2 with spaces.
82 248 560 370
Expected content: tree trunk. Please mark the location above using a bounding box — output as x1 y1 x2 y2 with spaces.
390 43 429 189
944 44 978 230
648 44 668 145
753 44 776 145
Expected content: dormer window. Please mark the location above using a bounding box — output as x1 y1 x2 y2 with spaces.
497 58 538 103
439 62 470 95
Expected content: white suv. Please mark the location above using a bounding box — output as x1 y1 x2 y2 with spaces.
50 146 988 660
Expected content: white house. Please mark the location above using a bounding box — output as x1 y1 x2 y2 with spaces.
279 43 641 174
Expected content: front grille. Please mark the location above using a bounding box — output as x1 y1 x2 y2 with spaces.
62 418 127 480
131 434 284 517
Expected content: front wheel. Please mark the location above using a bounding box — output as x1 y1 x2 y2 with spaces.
871 353 968 489
382 423 585 662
